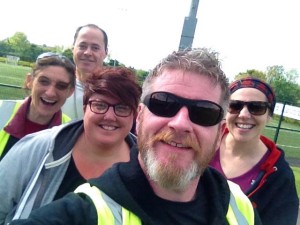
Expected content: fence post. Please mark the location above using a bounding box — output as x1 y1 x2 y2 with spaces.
274 102 286 143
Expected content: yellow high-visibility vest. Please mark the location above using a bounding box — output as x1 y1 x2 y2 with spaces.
75 180 254 225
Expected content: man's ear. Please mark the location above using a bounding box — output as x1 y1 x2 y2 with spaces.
220 119 227 136
136 103 144 130
216 119 227 148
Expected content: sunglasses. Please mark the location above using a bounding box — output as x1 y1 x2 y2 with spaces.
143 92 224 126
228 100 270 115
36 52 73 66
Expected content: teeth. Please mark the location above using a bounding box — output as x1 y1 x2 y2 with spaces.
41 98 56 104
42 98 56 103
101 125 116 131
167 141 187 148
236 123 253 129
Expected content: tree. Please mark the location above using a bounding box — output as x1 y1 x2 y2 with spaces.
0 40 12 57
8 32 31 59
135 69 148 85
234 69 266 81
62 48 74 62
266 65 300 105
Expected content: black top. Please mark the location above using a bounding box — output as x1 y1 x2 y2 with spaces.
54 156 85 200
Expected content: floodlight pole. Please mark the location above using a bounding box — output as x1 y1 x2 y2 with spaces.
178 0 200 50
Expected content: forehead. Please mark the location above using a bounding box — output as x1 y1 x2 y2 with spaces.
153 69 222 103
231 88 267 101
75 27 105 45
34 66 71 82
89 93 118 103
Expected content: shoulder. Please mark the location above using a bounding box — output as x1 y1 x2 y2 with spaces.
0 100 23 128
0 99 23 107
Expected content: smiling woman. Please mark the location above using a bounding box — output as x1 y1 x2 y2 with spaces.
210 77 299 225
0 66 142 225
0 52 75 160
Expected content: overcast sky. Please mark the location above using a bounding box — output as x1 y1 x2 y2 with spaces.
1 0 299 82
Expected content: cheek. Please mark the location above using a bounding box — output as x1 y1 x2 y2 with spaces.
31 86 42 98
59 90 71 100
83 109 97 125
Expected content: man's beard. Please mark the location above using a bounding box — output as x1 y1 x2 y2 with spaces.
137 119 220 192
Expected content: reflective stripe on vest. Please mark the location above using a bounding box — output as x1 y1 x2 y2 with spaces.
75 181 254 225
75 183 141 225
0 101 21 157
226 181 254 225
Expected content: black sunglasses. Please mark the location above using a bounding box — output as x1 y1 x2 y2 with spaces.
228 100 270 115
143 92 224 126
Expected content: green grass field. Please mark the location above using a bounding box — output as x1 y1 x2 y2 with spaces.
0 62 31 85
0 62 31 99
291 167 300 199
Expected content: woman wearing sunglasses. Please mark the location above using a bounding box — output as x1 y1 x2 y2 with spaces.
210 77 299 225
0 53 75 161
0 66 142 224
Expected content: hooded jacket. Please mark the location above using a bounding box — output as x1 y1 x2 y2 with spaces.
0 120 137 225
210 128 299 225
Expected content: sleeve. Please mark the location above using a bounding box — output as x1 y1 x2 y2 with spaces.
9 193 98 225
253 208 263 225
0 140 38 225
250 160 299 225
0 134 50 224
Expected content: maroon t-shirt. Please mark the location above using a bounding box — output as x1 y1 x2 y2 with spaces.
24 117 48 135
210 149 270 192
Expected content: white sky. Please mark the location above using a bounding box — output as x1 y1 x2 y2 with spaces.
1 0 299 82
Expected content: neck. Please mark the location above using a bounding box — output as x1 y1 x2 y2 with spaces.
72 133 130 179
27 106 53 125
76 68 92 82
224 133 267 157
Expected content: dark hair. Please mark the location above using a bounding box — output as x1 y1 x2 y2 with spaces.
83 67 142 116
29 55 76 88
73 24 108 53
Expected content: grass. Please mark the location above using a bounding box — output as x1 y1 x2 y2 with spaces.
0 62 31 99
0 62 31 86
263 118 300 159
291 167 300 199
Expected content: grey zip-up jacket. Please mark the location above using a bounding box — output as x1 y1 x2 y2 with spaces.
61 79 83 120
0 120 136 225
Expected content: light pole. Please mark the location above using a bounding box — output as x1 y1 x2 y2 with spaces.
178 0 200 50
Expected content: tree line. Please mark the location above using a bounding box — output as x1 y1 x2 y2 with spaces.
0 32 148 84
1 32 299 105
